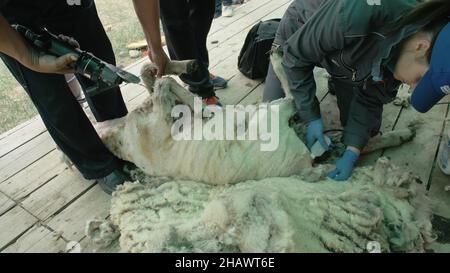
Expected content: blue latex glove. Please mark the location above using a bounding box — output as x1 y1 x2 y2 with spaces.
306 118 329 150
328 150 359 181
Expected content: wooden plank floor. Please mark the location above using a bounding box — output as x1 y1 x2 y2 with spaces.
0 0 449 253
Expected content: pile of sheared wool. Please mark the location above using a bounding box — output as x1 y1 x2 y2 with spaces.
106 158 434 253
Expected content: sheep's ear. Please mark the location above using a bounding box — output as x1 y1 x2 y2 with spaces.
140 64 156 94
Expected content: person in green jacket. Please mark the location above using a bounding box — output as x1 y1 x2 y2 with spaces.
263 0 450 181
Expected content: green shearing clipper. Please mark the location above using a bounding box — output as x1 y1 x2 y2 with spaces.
13 24 141 96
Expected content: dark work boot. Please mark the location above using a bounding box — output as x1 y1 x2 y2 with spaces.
97 169 130 195
97 162 137 195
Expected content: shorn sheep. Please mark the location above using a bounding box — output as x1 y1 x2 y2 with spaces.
99 60 312 185
87 59 433 253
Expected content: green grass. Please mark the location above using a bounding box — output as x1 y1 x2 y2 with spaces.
0 62 37 133
95 0 146 68
0 0 145 134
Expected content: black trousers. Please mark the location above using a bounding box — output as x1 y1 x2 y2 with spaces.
0 1 128 179
160 0 216 99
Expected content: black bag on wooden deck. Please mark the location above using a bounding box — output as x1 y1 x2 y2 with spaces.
237 18 281 79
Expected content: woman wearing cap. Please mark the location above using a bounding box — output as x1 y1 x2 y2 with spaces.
263 0 450 181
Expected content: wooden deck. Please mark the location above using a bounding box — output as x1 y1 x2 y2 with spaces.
0 0 449 253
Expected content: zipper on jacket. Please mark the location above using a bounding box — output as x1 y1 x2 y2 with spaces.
361 74 373 90
331 75 348 80
340 51 357 82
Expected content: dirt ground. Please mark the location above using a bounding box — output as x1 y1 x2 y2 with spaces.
0 0 145 134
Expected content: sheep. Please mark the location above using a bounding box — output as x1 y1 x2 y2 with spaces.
98 60 312 185
86 59 431 253
97 58 416 185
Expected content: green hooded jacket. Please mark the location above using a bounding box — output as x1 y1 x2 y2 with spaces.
283 0 424 149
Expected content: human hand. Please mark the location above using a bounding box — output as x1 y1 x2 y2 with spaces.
149 47 169 77
29 50 78 74
306 118 330 150
328 149 360 181
28 34 80 74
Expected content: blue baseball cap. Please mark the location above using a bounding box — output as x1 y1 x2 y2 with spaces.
411 22 450 113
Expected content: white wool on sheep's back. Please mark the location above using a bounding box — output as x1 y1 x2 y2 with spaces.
109 158 434 253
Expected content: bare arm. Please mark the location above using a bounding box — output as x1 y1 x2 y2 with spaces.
132 0 169 77
0 14 35 67
0 14 77 74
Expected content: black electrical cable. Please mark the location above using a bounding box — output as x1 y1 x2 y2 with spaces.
324 129 344 134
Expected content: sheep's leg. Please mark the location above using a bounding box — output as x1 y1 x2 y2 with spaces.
363 128 416 154
166 77 197 110
159 60 200 110
152 78 197 121
165 60 199 75
152 78 181 121
141 60 198 93
140 64 157 94
141 60 200 122
270 50 293 99
160 60 198 110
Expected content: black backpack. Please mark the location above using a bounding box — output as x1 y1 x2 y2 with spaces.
238 19 281 79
